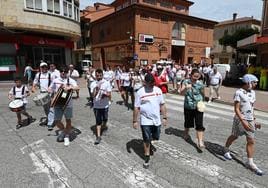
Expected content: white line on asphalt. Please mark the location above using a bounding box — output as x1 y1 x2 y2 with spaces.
100 120 258 188
20 139 80 188
169 94 268 118
165 98 268 125
166 103 231 121
76 126 174 188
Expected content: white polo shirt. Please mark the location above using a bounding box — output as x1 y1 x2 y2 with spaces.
49 69 60 80
135 86 165 126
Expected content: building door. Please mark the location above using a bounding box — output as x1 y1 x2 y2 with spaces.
33 47 63 67
171 46 184 64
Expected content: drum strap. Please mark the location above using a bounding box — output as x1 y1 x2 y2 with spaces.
13 86 25 96
38 73 51 89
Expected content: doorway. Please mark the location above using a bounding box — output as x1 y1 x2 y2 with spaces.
171 46 184 64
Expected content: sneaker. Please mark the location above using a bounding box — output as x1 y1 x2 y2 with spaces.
108 101 112 106
64 136 70 146
94 137 101 145
223 152 232 160
57 131 65 142
16 124 22 129
217 96 221 100
197 141 205 149
47 126 53 131
245 162 263 176
208 100 212 103
143 162 149 169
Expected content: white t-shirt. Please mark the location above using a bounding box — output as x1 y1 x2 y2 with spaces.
120 72 131 87
49 69 60 80
233 88 256 121
176 69 186 80
33 72 52 92
135 86 165 126
68 69 80 81
49 77 77 107
209 72 222 85
103 70 114 82
92 79 112 109
9 85 29 104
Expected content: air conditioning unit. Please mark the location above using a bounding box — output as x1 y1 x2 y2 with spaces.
139 34 154 44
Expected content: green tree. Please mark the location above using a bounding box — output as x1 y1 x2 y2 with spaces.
219 27 259 48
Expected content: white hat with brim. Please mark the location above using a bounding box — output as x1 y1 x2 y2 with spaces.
40 62 48 67
240 74 258 83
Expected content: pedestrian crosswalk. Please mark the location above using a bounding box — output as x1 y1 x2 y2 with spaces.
166 94 268 127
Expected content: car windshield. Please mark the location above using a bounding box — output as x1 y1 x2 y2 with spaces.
82 62 88 66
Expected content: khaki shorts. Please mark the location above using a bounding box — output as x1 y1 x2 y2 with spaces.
231 117 255 138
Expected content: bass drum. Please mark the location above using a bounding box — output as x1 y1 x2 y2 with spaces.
51 87 73 109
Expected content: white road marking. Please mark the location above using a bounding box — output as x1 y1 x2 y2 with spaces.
76 127 174 188
166 103 230 121
101 119 258 188
165 98 268 125
20 139 81 188
169 94 268 119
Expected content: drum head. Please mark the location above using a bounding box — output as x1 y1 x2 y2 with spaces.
9 100 24 108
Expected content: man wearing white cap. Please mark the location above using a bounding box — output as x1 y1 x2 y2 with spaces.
32 61 53 128
223 74 263 176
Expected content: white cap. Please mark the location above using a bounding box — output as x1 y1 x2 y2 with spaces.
157 65 163 68
40 62 48 67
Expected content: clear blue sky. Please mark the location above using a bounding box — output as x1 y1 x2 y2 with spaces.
80 0 263 22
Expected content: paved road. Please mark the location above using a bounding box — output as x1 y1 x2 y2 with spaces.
0 87 267 188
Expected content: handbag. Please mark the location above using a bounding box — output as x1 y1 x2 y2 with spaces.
197 101 206 112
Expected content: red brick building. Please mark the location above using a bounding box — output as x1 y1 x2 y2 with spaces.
89 0 217 68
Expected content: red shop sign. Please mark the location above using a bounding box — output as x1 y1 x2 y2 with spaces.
20 36 74 48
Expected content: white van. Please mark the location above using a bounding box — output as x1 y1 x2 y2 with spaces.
80 60 92 72
213 64 230 80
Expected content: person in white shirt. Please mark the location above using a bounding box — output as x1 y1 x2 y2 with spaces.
223 74 263 176
24 63 34 85
48 67 79 146
8 77 33 129
85 66 95 107
68 64 80 98
120 66 132 106
32 61 53 127
91 69 112 145
48 62 60 80
175 65 186 93
208 67 222 103
103 65 114 105
133 73 167 169
114 66 122 92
